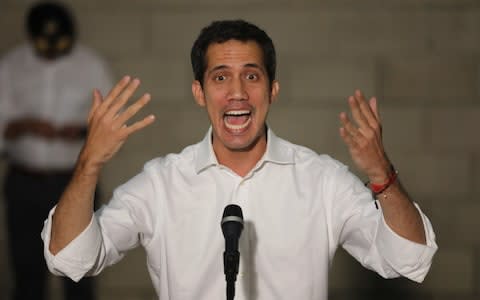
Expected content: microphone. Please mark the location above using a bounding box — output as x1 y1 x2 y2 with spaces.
221 204 244 300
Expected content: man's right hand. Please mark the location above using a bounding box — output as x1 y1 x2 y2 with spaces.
77 76 155 176
49 76 155 255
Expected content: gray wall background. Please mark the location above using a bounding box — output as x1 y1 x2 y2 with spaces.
1 0 479 299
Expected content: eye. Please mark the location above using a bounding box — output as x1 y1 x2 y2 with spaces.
246 73 258 80
215 74 226 81
56 36 72 51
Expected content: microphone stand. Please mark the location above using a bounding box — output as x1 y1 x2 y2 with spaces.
224 249 240 300
226 280 235 300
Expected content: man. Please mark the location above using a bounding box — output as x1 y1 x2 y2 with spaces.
0 2 112 299
42 20 437 299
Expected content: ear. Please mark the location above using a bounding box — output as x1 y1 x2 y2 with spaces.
192 80 206 107
269 80 280 104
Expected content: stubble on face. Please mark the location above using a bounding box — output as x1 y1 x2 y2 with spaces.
193 40 279 172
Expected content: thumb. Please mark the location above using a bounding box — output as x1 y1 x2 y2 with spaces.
88 89 103 122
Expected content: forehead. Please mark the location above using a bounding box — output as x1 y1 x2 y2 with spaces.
205 39 264 70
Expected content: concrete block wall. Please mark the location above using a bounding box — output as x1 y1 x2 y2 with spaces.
1 0 479 299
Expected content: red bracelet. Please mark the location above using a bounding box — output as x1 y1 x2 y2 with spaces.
366 165 398 196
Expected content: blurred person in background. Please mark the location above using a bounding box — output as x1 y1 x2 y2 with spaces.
0 1 113 299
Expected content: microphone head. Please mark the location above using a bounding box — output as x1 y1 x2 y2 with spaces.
221 204 244 238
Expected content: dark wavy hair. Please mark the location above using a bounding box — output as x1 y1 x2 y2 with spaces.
191 19 276 87
26 1 76 39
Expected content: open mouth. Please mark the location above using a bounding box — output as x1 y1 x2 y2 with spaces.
224 110 252 131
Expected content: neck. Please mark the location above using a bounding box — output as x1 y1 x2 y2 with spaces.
213 133 267 177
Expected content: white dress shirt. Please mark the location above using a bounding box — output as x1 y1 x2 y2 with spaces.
0 43 113 169
42 129 437 300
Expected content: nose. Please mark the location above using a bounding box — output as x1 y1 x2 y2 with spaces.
227 77 248 101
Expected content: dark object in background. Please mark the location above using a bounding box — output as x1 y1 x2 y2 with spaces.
26 2 76 60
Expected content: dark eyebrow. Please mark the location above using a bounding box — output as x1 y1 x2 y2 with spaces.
207 63 266 76
244 63 263 70
207 65 228 75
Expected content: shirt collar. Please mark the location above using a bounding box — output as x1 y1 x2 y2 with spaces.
195 126 295 174
263 126 295 165
195 127 218 173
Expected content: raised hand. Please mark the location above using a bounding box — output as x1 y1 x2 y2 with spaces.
50 76 156 254
339 90 390 183
78 76 155 174
338 90 427 244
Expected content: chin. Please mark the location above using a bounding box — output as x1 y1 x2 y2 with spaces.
225 134 263 152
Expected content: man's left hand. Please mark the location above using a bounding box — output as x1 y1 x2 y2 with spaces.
339 90 391 183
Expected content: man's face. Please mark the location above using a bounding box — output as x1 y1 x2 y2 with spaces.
192 39 279 157
32 19 74 60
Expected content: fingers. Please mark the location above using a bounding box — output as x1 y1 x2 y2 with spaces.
88 75 154 135
348 95 369 129
339 90 383 147
114 92 152 129
78 75 155 170
339 128 358 153
101 75 132 110
369 97 381 122
125 114 156 136
90 75 144 124
350 90 380 130
106 78 141 120
344 90 382 139
339 111 359 146
88 75 135 123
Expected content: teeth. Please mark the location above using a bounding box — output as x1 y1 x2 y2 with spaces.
225 110 250 116
225 117 252 130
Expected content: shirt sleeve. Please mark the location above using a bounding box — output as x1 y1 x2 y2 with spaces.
331 164 438 283
41 206 104 282
41 167 156 281
375 203 437 282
